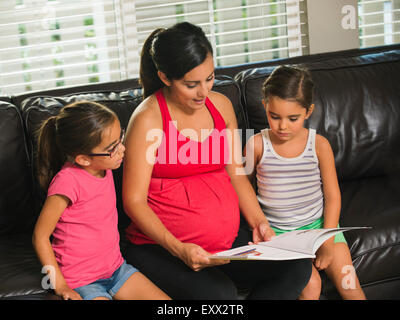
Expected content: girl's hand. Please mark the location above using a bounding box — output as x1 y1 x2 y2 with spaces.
55 284 83 300
251 221 276 244
179 243 229 272
314 240 334 271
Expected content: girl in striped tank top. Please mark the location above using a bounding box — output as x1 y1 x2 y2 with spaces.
244 65 365 300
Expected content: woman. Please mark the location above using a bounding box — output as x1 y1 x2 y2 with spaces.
122 22 311 299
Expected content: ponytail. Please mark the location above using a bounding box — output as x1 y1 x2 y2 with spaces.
36 116 66 190
139 28 165 99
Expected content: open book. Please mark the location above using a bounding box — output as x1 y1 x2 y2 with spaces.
210 227 370 261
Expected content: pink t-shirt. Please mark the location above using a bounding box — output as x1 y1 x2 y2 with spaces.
48 163 123 289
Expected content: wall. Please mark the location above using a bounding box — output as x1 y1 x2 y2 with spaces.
307 0 359 54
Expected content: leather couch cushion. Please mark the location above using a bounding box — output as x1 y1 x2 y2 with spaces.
21 89 143 149
0 101 38 235
0 235 53 298
235 50 400 182
211 76 248 142
319 174 400 299
340 174 400 287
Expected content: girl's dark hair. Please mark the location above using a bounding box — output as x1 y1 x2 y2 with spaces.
262 65 314 111
140 22 213 98
36 101 118 190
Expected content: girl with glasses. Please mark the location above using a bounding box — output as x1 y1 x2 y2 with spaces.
33 101 170 300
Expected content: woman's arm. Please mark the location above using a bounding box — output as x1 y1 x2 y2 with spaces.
32 194 82 300
122 102 182 255
211 92 274 242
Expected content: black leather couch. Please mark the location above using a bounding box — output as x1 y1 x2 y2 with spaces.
1 44 399 300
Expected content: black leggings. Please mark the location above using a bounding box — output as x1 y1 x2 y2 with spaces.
124 226 312 300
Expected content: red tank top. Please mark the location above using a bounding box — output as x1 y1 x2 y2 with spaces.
151 89 230 177
126 89 240 253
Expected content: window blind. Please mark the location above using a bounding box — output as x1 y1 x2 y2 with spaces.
134 0 308 67
0 0 130 95
0 0 307 96
358 0 400 47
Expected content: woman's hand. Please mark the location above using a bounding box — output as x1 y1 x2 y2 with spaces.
314 240 334 271
251 221 276 244
178 243 229 272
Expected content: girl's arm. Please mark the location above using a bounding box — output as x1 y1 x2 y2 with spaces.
32 194 82 300
316 134 341 229
314 134 341 270
122 100 227 271
212 92 274 242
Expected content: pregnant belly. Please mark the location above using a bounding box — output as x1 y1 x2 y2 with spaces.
129 169 240 253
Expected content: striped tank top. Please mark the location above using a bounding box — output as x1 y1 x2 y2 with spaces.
256 128 324 230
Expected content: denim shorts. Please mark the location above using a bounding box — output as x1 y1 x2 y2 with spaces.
74 260 139 300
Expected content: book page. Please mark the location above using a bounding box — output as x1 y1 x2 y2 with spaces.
210 244 315 261
210 227 370 261
259 229 332 255
259 227 368 255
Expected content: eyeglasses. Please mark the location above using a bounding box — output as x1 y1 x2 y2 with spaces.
88 129 125 158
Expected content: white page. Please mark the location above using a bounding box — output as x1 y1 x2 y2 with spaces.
210 244 314 261
258 229 332 255
209 227 370 260
211 227 370 261
258 227 369 255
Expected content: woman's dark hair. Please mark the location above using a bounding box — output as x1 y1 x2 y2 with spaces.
140 22 213 98
36 101 118 190
262 65 314 111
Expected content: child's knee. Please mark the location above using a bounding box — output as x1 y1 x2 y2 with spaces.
309 269 322 291
300 267 321 300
